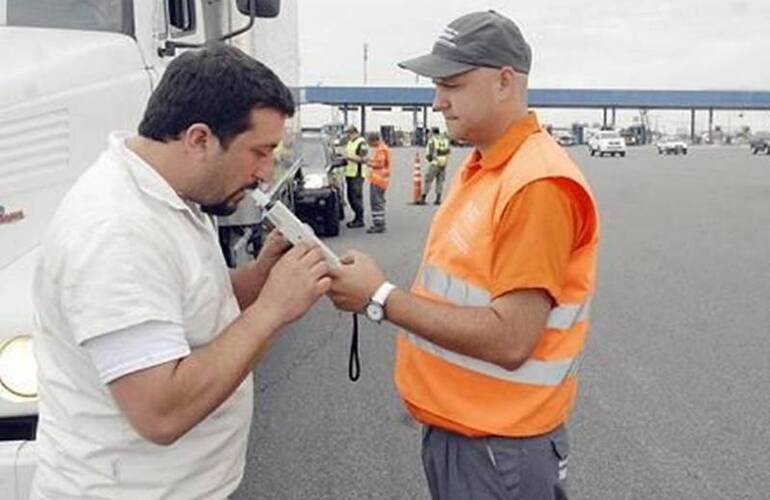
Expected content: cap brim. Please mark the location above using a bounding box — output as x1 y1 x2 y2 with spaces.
397 53 477 79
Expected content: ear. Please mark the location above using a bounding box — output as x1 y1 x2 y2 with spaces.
497 67 517 101
182 123 217 159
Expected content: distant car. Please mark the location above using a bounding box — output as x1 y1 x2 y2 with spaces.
293 133 348 237
657 137 688 155
449 137 471 147
621 133 638 146
749 136 770 155
587 130 627 157
554 132 576 147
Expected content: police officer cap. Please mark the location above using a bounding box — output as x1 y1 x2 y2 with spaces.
398 10 531 79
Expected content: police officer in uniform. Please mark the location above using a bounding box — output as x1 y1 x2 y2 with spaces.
421 126 451 205
343 126 368 228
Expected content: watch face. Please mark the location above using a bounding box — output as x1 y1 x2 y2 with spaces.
366 302 384 322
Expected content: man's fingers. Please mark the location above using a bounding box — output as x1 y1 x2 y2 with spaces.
299 246 327 267
310 260 330 280
315 277 332 296
328 260 352 279
265 233 291 256
270 230 290 247
286 243 325 265
284 242 306 257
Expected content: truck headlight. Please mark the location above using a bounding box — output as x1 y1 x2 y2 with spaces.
303 173 328 190
0 336 38 399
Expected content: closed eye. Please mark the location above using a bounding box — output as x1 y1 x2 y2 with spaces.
252 147 272 159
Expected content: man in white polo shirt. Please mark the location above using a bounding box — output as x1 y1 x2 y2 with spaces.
31 44 331 499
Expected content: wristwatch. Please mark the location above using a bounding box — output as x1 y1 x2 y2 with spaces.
364 281 397 323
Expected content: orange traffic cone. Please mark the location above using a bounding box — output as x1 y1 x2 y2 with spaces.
411 152 424 205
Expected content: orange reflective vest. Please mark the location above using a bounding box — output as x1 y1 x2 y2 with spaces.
395 124 599 438
368 142 391 189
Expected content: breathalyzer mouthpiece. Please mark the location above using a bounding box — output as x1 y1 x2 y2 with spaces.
251 188 272 208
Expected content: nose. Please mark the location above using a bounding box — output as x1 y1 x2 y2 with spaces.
253 156 274 182
432 87 448 112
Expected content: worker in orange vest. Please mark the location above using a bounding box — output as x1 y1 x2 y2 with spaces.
365 131 391 234
328 10 599 499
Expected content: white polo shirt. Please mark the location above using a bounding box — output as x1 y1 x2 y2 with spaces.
31 132 252 500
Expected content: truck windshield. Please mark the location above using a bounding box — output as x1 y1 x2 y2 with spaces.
300 138 329 173
4 0 132 36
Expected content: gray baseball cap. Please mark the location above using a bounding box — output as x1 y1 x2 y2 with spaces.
398 10 531 79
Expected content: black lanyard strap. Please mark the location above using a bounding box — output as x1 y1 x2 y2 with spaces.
348 313 361 381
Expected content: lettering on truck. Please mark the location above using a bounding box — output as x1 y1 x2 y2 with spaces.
0 205 25 225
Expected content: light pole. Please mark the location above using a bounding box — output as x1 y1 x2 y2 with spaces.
363 43 368 85
413 73 419 133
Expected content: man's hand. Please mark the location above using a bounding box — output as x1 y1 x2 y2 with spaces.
327 250 386 312
229 229 291 310
253 244 331 328
255 229 291 272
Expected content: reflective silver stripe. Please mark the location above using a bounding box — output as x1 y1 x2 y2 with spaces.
422 265 591 328
485 443 498 468
415 265 588 384
546 296 592 330
421 265 490 307
407 333 580 386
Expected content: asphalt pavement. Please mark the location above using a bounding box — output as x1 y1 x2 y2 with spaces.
233 144 770 500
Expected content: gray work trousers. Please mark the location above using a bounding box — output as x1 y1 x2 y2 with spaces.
346 176 365 222
421 425 569 500
369 184 386 228
423 163 446 199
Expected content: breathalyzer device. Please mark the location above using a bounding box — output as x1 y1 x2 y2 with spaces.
251 189 340 266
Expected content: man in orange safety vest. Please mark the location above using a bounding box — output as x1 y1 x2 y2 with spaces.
365 131 391 234
328 10 599 499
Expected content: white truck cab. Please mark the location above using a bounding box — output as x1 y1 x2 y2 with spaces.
0 1 292 498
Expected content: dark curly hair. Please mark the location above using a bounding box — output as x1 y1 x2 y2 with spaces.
138 43 295 148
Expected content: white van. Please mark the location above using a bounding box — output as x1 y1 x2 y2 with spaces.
587 129 628 157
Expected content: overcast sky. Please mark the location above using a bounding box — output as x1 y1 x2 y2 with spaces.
297 0 770 131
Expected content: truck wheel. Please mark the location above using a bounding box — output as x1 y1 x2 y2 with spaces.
325 194 340 236
620 152 626 157
338 200 345 220
589 149 595 156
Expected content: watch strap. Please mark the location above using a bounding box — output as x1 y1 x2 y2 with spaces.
371 281 397 307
